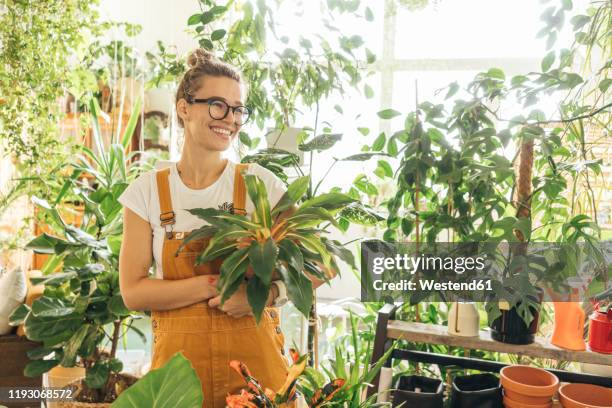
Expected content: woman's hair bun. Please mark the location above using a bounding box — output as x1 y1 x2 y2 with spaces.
187 48 215 67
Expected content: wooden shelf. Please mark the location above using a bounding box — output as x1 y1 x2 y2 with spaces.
386 320 612 367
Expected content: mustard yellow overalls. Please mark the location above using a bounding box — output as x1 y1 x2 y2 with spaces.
150 164 288 408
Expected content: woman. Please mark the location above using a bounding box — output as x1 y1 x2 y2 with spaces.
118 49 333 408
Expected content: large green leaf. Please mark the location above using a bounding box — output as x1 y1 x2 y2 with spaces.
26 233 74 254
272 176 310 216
24 359 59 377
61 324 90 367
244 174 272 228
25 312 82 342
246 276 269 324
9 304 30 326
299 192 355 212
248 238 278 286
186 208 233 228
218 248 249 303
31 297 75 317
199 237 238 263
278 264 313 317
112 352 203 408
30 271 77 286
298 133 342 152
278 239 304 275
285 207 339 229
120 96 142 150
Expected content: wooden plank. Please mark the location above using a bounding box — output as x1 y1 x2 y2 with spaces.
386 320 612 366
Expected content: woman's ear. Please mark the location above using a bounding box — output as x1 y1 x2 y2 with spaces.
176 98 189 125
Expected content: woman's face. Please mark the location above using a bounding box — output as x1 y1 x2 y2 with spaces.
179 75 244 152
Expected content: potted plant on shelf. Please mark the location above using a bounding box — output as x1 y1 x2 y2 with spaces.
182 173 357 322
9 96 146 406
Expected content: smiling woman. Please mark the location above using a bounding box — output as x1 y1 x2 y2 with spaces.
117 49 294 408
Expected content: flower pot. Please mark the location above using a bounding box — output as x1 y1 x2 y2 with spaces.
450 373 503 408
558 383 612 408
502 396 552 408
588 309 612 354
392 375 444 408
490 292 542 345
500 365 559 406
44 366 86 408
448 302 480 337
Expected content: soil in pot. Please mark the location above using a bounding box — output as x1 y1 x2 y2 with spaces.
392 375 444 408
500 365 559 406
490 291 543 345
57 373 139 407
558 383 612 408
450 373 503 408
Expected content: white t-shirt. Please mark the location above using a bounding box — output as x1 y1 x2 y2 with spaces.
118 160 287 278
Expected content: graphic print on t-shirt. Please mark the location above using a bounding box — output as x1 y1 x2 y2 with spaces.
218 201 234 213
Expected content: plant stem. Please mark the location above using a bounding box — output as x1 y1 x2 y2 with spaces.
110 319 121 360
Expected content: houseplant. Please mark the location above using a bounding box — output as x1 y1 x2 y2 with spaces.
182 173 357 323
377 0 610 342
9 96 146 405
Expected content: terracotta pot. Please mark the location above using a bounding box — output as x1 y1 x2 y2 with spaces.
500 366 559 405
588 309 612 354
502 396 552 408
558 383 612 408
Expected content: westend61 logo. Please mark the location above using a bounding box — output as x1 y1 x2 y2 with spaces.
359 240 607 303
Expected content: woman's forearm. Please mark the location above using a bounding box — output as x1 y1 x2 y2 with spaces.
121 274 217 311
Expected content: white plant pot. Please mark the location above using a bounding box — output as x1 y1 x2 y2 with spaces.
265 127 306 166
447 302 479 337
43 366 86 408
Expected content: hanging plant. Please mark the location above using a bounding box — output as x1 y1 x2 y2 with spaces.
181 174 356 322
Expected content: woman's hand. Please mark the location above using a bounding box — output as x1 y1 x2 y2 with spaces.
208 281 278 318
199 274 220 299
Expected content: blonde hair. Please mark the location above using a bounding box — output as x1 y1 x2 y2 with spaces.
175 49 243 127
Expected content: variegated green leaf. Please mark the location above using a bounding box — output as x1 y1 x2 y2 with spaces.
244 174 272 228
248 238 278 286
218 248 249 303
246 276 269 324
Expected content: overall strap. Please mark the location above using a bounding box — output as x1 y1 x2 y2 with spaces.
156 167 175 237
233 163 249 216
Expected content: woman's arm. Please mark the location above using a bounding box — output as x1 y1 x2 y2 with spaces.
119 208 218 311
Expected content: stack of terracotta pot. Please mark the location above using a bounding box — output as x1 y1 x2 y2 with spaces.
500 366 559 408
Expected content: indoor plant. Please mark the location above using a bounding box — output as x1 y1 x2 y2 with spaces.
182 173 357 323
9 96 146 405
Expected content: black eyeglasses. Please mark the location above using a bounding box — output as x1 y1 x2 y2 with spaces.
188 97 251 125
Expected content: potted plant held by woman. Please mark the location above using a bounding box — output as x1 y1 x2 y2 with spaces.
182 173 357 322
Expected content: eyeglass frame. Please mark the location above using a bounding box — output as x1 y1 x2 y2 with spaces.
187 96 252 125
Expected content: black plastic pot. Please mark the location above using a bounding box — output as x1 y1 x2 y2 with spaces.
392 375 444 408
489 290 543 345
450 373 503 408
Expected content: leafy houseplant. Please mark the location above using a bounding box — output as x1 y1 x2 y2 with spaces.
9 97 145 404
183 174 357 323
377 0 610 342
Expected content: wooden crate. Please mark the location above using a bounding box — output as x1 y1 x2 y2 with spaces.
0 333 42 408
